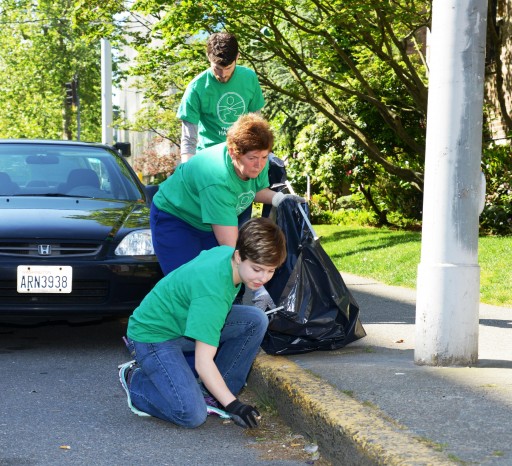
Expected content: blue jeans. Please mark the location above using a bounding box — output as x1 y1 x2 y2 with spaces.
125 305 268 428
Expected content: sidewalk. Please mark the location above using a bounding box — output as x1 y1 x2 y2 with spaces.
248 273 512 465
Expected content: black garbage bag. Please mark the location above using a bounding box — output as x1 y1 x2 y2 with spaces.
265 198 310 302
261 154 287 218
261 200 366 355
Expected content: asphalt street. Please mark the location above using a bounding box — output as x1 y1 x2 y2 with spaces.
0 317 323 466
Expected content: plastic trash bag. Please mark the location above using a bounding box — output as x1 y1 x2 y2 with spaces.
265 198 311 302
262 154 287 218
261 200 366 355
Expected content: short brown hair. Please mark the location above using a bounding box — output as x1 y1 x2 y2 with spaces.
236 217 286 267
206 32 238 66
226 114 274 158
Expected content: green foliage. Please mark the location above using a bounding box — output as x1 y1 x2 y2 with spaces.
71 0 127 44
309 192 419 229
287 114 424 222
0 0 103 140
114 105 181 148
311 207 378 227
287 118 351 209
83 0 431 201
480 143 512 235
308 194 373 225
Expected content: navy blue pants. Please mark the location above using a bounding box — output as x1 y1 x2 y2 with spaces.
150 203 219 275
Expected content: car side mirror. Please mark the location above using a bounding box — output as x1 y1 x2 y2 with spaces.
145 184 159 204
114 142 131 157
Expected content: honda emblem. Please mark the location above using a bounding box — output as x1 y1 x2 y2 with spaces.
38 244 52 256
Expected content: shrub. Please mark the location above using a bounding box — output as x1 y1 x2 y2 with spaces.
480 144 512 236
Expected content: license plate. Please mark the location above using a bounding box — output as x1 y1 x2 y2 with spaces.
17 265 73 293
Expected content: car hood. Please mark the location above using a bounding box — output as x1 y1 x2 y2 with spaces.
0 197 150 242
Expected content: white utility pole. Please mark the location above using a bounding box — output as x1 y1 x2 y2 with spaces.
101 39 113 145
415 0 488 366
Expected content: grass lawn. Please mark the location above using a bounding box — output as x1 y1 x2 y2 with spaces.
314 224 512 308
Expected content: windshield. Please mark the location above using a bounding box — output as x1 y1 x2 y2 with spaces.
0 143 143 201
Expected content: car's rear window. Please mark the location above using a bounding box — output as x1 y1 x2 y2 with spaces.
0 143 143 200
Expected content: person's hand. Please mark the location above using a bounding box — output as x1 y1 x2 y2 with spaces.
225 399 261 428
252 286 276 311
271 191 306 208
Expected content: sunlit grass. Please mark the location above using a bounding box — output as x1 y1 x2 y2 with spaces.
314 225 512 307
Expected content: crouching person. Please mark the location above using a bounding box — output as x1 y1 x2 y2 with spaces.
118 217 286 429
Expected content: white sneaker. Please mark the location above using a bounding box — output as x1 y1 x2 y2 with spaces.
118 360 151 417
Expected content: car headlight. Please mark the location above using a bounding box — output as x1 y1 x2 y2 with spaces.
115 230 155 256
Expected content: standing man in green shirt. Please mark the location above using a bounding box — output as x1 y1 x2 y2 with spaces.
177 32 265 163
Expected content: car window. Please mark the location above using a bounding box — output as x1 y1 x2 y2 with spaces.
0 143 144 201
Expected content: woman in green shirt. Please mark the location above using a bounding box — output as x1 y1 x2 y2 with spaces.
151 113 303 275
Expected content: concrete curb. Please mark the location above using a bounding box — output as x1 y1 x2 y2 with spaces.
248 353 457 466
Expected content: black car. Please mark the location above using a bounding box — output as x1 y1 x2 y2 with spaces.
0 139 163 320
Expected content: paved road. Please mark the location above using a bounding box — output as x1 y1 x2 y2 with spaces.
0 318 316 466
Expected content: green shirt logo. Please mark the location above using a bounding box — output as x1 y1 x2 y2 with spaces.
237 191 255 214
217 92 246 124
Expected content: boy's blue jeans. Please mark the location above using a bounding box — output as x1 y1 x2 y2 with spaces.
125 305 268 428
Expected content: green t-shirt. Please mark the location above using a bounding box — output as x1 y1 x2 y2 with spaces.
177 66 265 151
153 143 269 231
127 246 241 347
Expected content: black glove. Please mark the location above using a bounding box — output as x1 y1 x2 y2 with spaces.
225 399 260 428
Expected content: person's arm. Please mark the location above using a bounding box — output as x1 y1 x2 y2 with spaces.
181 120 198 162
195 340 260 428
211 224 238 248
255 188 306 206
254 188 275 205
195 341 236 407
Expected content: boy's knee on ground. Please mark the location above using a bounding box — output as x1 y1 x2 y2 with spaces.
175 404 208 429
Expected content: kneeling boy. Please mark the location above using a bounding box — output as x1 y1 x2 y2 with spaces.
118 217 286 429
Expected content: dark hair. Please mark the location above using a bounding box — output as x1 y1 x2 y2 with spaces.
236 217 286 267
227 114 274 158
206 32 238 66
